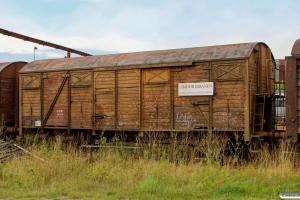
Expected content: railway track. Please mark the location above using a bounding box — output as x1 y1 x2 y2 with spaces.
0 140 22 163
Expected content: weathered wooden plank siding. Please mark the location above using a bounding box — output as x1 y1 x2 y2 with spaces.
21 73 41 127
259 44 271 94
213 87 245 130
248 56 259 125
43 72 68 126
94 71 116 129
22 88 41 127
173 65 210 130
71 87 93 128
211 61 245 131
117 70 140 130
142 68 170 130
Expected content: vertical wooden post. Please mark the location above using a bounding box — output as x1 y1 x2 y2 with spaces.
170 70 174 129
19 74 22 136
40 73 44 134
139 69 143 130
244 60 250 142
115 70 118 129
68 71 71 135
208 64 213 135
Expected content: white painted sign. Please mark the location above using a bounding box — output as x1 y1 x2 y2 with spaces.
35 120 41 127
178 82 214 96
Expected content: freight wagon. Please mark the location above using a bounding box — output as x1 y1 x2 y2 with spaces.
18 42 276 144
285 39 300 142
0 62 27 131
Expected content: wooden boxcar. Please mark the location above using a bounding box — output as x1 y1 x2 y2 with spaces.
0 61 27 129
285 39 300 142
19 42 275 143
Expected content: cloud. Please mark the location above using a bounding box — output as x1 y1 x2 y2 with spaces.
1 0 300 61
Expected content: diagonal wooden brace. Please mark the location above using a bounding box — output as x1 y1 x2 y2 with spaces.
42 73 69 127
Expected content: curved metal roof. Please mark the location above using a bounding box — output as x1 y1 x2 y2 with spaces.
20 42 272 73
0 61 27 72
291 39 300 56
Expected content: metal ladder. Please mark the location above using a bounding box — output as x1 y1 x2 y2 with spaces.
252 94 266 137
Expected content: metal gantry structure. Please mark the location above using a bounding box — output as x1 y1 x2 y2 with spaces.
0 28 92 57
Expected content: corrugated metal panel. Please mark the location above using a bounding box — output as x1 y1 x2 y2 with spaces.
20 42 272 73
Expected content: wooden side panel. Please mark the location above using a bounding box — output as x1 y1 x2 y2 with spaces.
118 70 140 130
71 71 92 87
94 71 116 129
260 45 268 94
21 74 41 127
213 82 245 130
142 68 170 130
248 56 259 126
173 65 210 130
43 72 68 126
212 61 245 131
71 86 93 129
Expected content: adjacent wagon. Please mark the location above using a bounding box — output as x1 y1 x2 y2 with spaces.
285 39 300 142
0 61 27 130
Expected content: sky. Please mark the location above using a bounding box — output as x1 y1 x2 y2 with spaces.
0 0 299 62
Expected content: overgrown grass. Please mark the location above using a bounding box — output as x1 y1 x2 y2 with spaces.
0 134 299 199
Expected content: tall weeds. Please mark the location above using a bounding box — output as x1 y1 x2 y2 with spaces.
250 139 299 170
0 132 299 199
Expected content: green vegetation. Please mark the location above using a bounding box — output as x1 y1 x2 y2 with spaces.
0 134 299 199
275 83 285 90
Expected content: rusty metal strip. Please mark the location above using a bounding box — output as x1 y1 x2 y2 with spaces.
0 28 92 57
42 73 69 127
